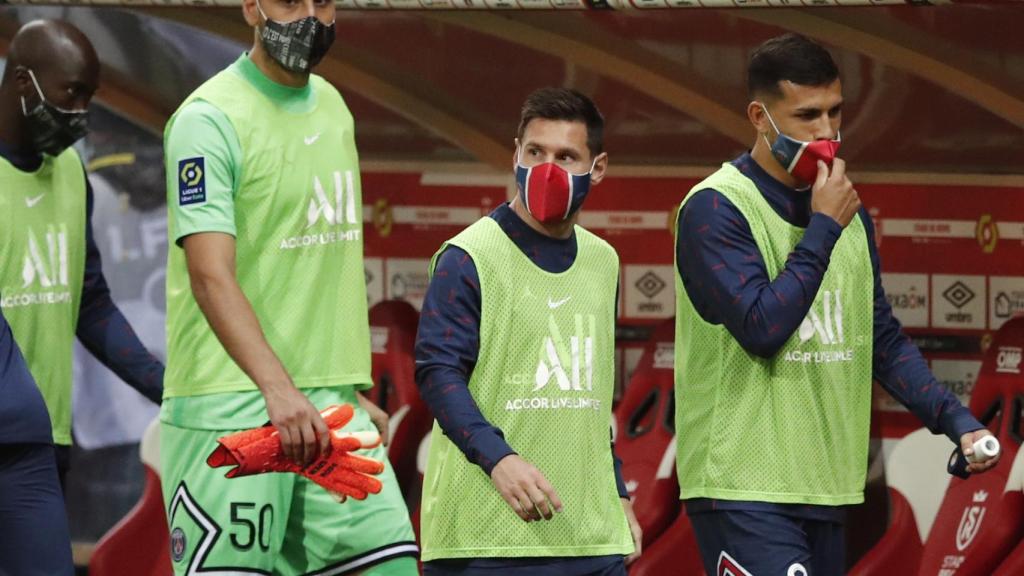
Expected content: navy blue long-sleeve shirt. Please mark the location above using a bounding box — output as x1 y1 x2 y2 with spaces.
678 153 982 520
0 305 52 445
75 187 164 403
0 141 163 406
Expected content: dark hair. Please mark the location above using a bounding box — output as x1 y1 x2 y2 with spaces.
748 33 839 100
516 88 604 156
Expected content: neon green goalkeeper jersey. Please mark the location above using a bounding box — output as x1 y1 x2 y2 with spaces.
163 54 370 399
674 163 874 506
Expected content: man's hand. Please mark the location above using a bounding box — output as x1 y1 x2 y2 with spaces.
208 404 385 501
490 454 563 522
356 392 390 447
622 497 643 565
961 429 1001 474
811 158 861 228
183 232 329 467
263 383 329 465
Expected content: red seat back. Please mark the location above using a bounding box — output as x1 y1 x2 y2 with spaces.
89 420 172 576
849 486 924 576
992 444 1024 574
994 531 1024 574
848 427 953 576
368 300 432 503
409 430 432 573
917 316 1024 575
614 318 680 547
629 511 706 576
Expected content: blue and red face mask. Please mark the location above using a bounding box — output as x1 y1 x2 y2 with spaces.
514 150 597 224
760 104 841 186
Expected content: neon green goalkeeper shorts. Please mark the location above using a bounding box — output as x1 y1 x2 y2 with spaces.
159 387 418 575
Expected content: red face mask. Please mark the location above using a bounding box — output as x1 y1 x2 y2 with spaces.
761 104 842 186
515 154 595 224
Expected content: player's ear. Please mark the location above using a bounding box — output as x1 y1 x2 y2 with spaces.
242 0 262 27
589 152 608 186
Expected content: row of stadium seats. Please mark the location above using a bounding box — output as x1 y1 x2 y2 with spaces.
851 316 1024 575
87 302 1024 575
610 319 704 575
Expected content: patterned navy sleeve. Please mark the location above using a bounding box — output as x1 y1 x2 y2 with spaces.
612 443 629 499
676 188 843 358
76 181 164 404
612 283 628 499
863 209 982 443
415 245 515 475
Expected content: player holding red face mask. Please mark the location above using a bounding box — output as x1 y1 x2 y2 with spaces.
758 102 841 187
672 33 996 576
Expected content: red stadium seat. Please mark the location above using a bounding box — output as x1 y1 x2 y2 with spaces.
629 510 705 576
613 318 681 547
846 317 1024 575
913 316 1024 575
615 318 704 575
848 428 954 575
89 418 172 576
992 448 1024 574
410 431 432 573
368 300 432 504
994 542 1024 575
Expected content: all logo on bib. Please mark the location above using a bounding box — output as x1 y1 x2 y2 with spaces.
178 157 206 206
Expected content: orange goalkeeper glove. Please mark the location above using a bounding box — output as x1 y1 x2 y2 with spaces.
206 403 385 501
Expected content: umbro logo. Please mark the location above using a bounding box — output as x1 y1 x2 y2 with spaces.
635 271 666 299
943 281 976 309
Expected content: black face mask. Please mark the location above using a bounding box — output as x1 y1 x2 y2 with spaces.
257 0 336 74
20 68 88 157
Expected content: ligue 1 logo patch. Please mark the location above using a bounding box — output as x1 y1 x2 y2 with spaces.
170 527 187 563
178 157 206 206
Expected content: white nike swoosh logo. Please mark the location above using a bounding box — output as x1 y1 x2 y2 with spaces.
304 133 321 146
25 194 45 207
548 296 571 309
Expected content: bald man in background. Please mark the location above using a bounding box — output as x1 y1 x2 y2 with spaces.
0 18 164 500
